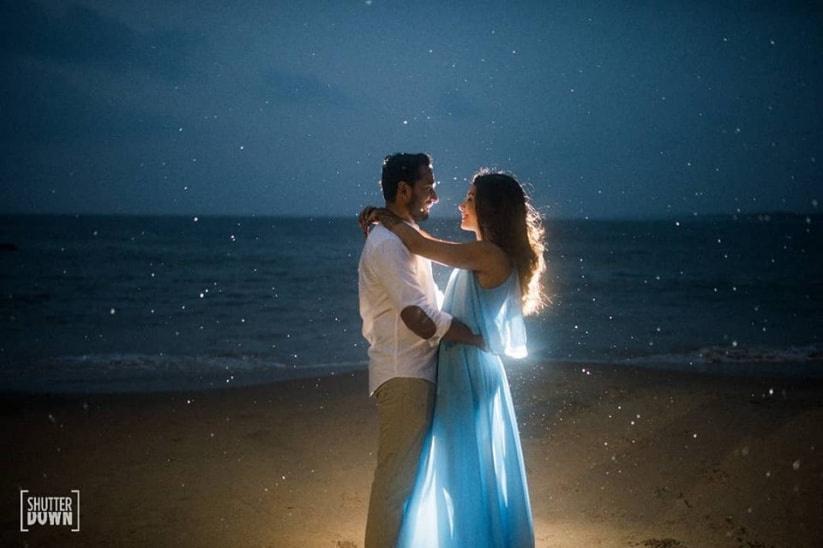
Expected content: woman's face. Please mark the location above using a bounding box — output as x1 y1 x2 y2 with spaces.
458 184 479 233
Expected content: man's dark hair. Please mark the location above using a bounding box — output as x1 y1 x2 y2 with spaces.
380 153 431 202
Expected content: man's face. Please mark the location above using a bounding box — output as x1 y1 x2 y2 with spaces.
406 165 438 222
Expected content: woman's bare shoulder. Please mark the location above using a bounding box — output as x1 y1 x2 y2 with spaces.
474 241 512 288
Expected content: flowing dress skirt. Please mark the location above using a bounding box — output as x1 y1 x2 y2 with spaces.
397 269 534 548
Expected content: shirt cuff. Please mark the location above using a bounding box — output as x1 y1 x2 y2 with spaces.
427 311 453 347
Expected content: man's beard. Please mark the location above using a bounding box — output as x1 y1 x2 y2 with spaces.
408 196 430 222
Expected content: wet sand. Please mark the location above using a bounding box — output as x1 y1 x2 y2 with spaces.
3 362 822 547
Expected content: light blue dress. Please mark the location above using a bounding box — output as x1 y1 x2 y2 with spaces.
397 268 534 548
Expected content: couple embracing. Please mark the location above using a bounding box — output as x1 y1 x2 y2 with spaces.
358 152 546 548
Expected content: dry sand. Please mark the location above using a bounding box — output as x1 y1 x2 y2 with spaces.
2 362 822 547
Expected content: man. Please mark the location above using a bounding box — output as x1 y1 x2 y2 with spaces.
358 153 482 547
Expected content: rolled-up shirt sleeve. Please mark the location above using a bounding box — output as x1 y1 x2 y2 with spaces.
370 238 453 346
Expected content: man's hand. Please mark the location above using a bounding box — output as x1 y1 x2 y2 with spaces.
400 308 485 350
442 318 485 350
470 333 487 351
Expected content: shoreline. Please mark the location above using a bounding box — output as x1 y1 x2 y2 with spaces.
3 356 822 399
3 361 822 546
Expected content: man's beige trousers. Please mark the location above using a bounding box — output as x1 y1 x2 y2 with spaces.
364 377 435 548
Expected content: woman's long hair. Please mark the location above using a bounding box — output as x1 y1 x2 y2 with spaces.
473 170 547 315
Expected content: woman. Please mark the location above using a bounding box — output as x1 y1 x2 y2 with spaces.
363 170 546 547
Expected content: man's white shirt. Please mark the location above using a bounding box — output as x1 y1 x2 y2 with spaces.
358 224 453 396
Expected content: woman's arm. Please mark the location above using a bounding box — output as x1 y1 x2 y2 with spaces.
368 208 507 273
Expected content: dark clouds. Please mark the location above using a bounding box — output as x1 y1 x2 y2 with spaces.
0 1 198 77
0 0 821 218
263 68 356 108
0 0 196 148
0 61 179 146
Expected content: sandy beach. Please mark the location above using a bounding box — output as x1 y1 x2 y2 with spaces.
3 361 822 547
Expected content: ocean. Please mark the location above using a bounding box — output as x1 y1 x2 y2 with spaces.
1 213 821 393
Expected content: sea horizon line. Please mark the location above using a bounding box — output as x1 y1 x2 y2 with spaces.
1 210 819 223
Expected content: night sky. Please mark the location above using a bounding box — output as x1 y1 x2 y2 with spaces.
1 0 821 219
